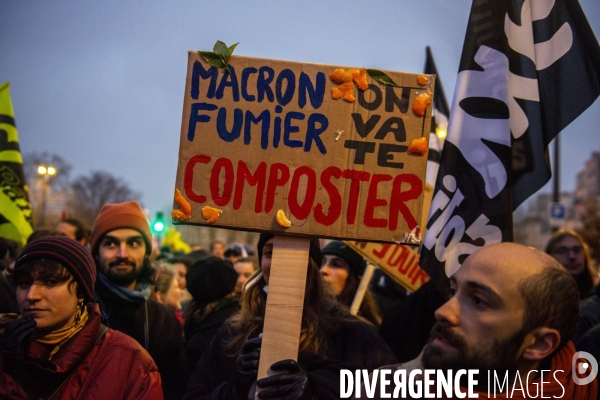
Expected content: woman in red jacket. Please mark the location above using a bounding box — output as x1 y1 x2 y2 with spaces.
0 236 164 399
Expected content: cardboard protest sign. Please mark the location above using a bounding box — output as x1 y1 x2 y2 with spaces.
173 52 434 244
346 241 429 292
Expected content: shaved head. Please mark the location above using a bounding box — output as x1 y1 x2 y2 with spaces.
424 242 579 376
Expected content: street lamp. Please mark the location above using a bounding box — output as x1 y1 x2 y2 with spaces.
37 165 57 227
38 165 56 176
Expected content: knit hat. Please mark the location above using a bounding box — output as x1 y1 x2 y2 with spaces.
321 240 366 276
14 236 96 302
186 256 237 303
256 233 322 269
90 201 152 256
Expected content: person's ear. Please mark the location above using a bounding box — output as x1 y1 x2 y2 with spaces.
155 292 164 304
521 327 561 361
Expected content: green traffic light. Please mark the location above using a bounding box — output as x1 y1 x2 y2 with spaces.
153 211 165 233
153 221 165 232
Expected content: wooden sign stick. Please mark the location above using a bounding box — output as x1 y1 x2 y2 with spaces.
349 262 376 315
255 235 310 399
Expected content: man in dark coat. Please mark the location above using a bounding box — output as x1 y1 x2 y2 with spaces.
90 201 187 400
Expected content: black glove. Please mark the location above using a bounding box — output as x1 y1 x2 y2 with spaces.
0 315 36 362
256 359 309 400
233 336 262 400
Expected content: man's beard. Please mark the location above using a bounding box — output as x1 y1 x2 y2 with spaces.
103 257 142 286
422 321 527 378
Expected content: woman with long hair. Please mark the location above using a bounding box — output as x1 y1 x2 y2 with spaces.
320 240 381 327
184 233 396 400
0 237 163 399
152 263 184 325
545 229 597 299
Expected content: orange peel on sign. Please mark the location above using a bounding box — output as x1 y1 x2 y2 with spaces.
350 68 368 90
331 87 344 99
417 74 429 85
201 206 222 224
276 209 292 228
172 188 192 221
329 68 348 84
329 68 368 103
407 137 428 156
412 90 432 117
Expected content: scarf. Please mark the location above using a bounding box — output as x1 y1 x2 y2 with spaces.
98 272 151 303
464 342 597 400
31 306 89 360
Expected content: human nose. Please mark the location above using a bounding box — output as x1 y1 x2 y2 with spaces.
434 296 460 326
25 283 43 302
116 242 129 258
320 264 330 276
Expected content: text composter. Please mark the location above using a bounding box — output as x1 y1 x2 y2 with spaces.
174 52 434 243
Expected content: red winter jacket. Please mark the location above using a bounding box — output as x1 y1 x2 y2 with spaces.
0 303 164 399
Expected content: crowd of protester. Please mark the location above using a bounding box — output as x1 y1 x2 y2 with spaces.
0 202 598 399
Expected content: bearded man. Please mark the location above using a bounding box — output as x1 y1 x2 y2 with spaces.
355 243 597 400
91 201 186 400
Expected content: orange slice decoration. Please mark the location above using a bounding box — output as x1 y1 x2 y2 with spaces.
412 90 432 117
407 137 428 156
417 74 429 85
329 68 368 103
201 206 222 224
276 209 292 228
172 188 192 221
329 68 347 84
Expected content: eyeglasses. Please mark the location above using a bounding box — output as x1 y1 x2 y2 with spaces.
553 246 583 256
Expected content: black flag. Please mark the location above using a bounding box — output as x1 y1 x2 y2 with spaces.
420 0 600 285
424 46 451 189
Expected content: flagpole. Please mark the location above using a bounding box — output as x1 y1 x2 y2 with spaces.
553 135 560 203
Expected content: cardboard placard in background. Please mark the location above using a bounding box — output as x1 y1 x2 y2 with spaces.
346 241 429 292
174 53 434 244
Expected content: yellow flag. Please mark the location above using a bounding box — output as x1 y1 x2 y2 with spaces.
0 82 33 245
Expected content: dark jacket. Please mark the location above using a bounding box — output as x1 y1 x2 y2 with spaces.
0 272 18 314
95 275 187 400
184 296 241 370
183 317 397 400
0 303 163 399
575 283 600 344
378 279 446 362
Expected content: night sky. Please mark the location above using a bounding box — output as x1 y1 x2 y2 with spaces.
2 0 599 216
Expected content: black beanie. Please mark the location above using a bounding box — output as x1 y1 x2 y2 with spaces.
186 256 237 303
14 236 96 302
321 240 366 277
256 233 322 269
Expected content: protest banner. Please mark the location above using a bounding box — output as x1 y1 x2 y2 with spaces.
173 50 435 396
346 241 429 292
173 53 433 243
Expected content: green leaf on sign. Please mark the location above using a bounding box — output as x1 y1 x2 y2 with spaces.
226 42 239 61
198 40 240 74
366 69 400 87
199 51 227 69
213 41 229 56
